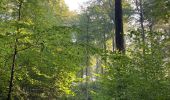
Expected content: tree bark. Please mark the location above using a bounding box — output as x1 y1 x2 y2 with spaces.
115 0 125 53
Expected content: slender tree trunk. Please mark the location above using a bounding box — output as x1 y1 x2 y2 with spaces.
136 0 145 54
85 14 90 100
108 0 115 52
136 0 148 82
102 26 107 74
149 20 154 54
115 0 125 53
7 43 17 100
95 57 100 79
139 0 145 55
7 1 22 99
112 29 115 52
102 33 106 74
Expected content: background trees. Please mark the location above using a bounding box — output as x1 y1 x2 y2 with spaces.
0 0 170 99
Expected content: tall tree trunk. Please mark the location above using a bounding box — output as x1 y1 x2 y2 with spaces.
108 0 115 52
115 0 125 53
139 0 145 55
102 33 106 74
136 0 148 81
85 13 90 100
115 0 125 99
7 43 17 100
102 24 107 74
136 0 145 55
149 21 154 54
7 1 22 99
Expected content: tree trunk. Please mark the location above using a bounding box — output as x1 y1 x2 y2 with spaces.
85 13 90 100
102 25 107 74
7 1 22 99
115 0 125 99
115 0 125 53
139 0 145 55
108 0 115 52
136 0 145 55
7 44 17 100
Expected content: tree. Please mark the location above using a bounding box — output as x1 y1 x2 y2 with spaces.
0 0 170 99
7 0 22 99
115 0 125 52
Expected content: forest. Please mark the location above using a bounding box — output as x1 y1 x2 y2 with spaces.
0 0 170 100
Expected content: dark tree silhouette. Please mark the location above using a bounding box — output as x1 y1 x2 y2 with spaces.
115 0 125 52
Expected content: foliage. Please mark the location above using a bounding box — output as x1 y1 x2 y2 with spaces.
0 0 170 99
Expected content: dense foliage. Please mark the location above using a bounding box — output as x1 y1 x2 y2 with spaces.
0 0 170 100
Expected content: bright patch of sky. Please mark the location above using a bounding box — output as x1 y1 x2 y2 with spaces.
64 0 89 11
